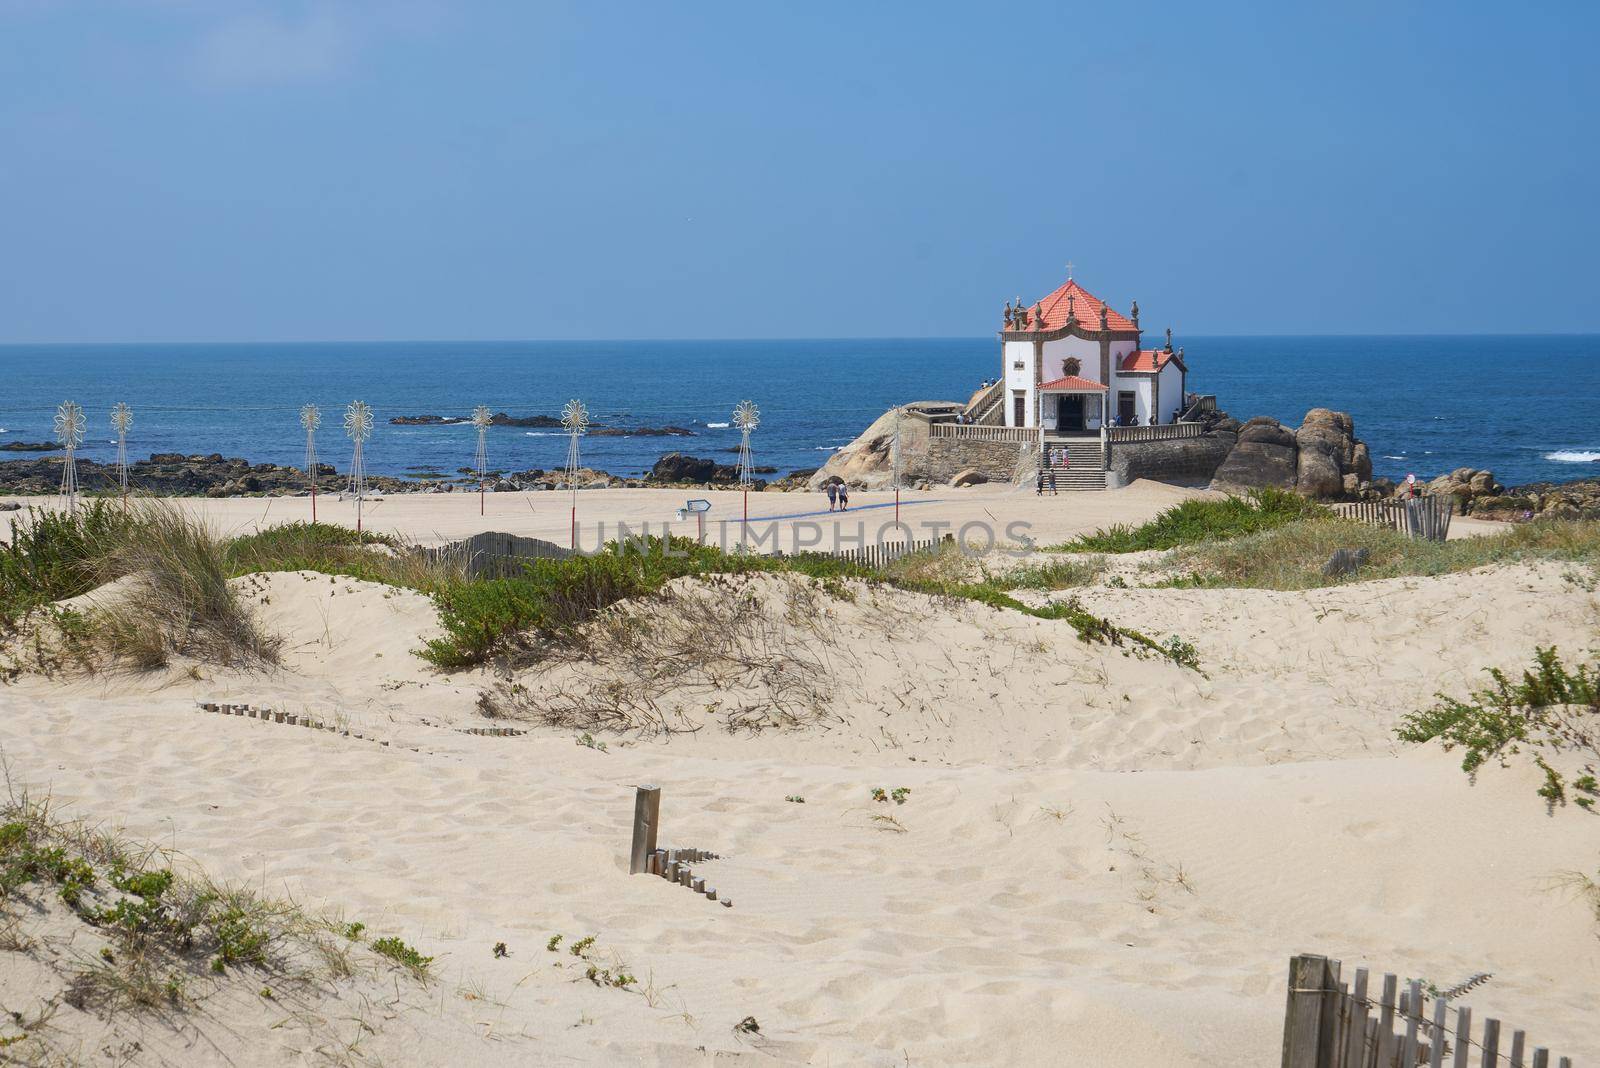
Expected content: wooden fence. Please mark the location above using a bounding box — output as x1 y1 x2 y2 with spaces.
789 535 947 570
1333 497 1454 542
420 530 572 578
1107 422 1206 443
1282 954 1574 1068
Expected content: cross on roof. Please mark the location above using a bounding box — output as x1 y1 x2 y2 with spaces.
1065 260 1075 280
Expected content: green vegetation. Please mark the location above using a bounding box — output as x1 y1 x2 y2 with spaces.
1059 487 1328 553
1396 647 1600 810
1163 517 1600 591
0 500 131 624
0 790 430 1028
4 505 1199 677
370 935 433 977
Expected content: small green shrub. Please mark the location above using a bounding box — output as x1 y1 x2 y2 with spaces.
371 936 433 976
1060 488 1328 553
1396 647 1600 809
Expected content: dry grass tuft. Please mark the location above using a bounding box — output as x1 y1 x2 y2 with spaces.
481 573 873 735
86 501 280 669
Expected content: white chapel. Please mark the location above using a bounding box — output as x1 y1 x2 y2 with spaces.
997 276 1188 434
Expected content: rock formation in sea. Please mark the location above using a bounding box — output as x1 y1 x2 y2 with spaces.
390 412 694 436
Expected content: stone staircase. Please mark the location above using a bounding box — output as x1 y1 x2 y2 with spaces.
1039 440 1106 491
963 381 1006 426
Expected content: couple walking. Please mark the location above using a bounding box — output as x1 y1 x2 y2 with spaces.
825 481 851 511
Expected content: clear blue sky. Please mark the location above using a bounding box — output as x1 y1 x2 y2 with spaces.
2 1 1596 342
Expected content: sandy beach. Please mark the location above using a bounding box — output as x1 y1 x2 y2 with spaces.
1 485 1594 1065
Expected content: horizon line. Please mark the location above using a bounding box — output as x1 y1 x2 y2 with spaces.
2 330 1599 348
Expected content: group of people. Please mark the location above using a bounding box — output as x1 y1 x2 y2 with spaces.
825 480 851 511
1036 449 1068 495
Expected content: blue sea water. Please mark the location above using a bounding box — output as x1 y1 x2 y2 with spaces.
0 335 1595 487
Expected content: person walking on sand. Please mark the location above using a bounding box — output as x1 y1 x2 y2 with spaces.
837 481 850 511
825 481 838 512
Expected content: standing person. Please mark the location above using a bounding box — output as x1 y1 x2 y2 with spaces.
837 481 850 511
825 481 838 512
1047 452 1060 495
1036 461 1045 495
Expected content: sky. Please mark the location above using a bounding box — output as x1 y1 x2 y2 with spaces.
1 0 1597 342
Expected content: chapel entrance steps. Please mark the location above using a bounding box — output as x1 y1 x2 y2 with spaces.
962 381 1006 426
1040 439 1108 491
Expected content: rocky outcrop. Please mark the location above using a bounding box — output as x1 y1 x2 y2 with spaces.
391 412 694 436
1209 409 1372 499
0 441 59 452
808 404 942 490
646 453 767 488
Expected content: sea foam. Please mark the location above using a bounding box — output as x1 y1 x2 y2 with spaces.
1546 450 1600 463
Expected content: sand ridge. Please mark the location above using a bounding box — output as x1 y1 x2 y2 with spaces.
3 543 1599 1063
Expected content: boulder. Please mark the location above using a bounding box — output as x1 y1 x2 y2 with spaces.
1237 417 1295 449
950 468 988 487
1209 441 1298 491
1296 445 1344 498
1321 548 1369 578
808 404 946 491
648 453 723 483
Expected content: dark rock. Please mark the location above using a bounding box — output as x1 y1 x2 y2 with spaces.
1322 548 1369 578
646 453 752 486
0 441 58 452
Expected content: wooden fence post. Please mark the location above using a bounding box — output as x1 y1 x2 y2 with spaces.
628 785 661 874
1282 954 1342 1068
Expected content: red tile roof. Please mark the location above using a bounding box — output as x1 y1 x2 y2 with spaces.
1024 280 1137 333
1038 374 1107 391
1118 349 1175 373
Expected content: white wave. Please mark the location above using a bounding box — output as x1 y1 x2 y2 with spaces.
1546 450 1600 463
1382 455 1406 461
815 444 846 452
705 422 730 429
523 431 557 437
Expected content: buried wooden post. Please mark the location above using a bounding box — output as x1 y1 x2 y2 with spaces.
1281 954 1341 1068
629 785 662 875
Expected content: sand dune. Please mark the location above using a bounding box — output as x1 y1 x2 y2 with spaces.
2 546 1597 1063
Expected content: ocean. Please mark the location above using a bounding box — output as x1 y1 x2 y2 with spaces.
0 335 1595 488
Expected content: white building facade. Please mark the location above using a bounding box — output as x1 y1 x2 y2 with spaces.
999 279 1187 435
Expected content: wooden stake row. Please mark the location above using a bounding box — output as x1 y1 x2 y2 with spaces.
197 701 390 746
647 847 730 907
457 726 527 737
627 786 730 907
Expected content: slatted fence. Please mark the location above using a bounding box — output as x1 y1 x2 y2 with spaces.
420 530 572 578
1333 497 1454 542
791 536 945 570
1282 954 1574 1068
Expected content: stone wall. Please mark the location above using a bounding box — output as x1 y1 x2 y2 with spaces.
1106 434 1235 489
920 438 1035 486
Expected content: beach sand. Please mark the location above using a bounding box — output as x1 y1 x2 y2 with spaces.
2 488 1592 1065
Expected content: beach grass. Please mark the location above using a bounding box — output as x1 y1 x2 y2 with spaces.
1056 487 1330 553
1160 517 1600 590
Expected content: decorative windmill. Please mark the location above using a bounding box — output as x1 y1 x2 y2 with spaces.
733 399 760 541
54 401 85 514
561 398 589 549
110 402 133 499
344 400 373 532
891 405 904 527
471 405 493 517
300 404 321 522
